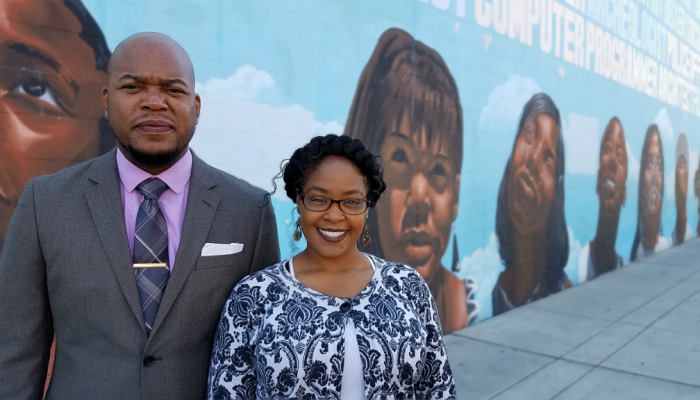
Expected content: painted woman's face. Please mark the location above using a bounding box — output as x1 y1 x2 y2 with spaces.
597 120 627 214
507 113 559 237
641 131 663 230
676 155 688 213
377 114 459 281
0 0 106 243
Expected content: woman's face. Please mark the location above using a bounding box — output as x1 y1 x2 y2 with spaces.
376 114 459 281
641 132 663 229
507 113 559 237
297 156 369 260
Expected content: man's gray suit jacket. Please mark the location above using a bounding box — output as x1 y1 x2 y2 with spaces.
0 148 281 400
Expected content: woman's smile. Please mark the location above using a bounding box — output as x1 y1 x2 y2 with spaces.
316 228 349 242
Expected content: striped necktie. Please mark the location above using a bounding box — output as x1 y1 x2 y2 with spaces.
134 178 170 335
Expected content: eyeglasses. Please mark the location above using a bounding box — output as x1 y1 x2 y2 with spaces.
299 194 370 215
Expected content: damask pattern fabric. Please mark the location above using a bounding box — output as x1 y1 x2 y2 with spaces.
207 255 456 400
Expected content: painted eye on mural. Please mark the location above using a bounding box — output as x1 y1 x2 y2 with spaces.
12 80 62 110
430 163 447 177
616 146 624 159
524 125 535 144
544 152 555 175
646 155 661 171
391 147 409 163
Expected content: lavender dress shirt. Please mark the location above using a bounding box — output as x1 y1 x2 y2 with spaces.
116 148 192 270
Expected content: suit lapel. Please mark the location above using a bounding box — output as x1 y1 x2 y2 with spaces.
85 149 146 332
149 154 220 337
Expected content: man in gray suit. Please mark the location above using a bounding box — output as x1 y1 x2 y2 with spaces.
0 32 280 400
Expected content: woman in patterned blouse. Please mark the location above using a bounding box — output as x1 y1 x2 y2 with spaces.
207 134 455 399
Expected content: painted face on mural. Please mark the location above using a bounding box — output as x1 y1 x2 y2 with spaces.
297 156 369 260
507 113 558 236
597 119 627 213
641 130 663 231
676 155 688 212
377 114 459 280
0 0 106 243
103 33 200 172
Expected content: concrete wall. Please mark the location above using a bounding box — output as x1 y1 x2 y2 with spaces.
2 0 700 337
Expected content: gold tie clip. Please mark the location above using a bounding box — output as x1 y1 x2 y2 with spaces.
133 263 168 269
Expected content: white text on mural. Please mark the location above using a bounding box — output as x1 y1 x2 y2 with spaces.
463 0 700 116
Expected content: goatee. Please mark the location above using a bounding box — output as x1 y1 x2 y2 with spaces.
118 140 184 168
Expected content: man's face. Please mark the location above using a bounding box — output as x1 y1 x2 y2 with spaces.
596 120 627 213
0 0 105 242
377 114 460 281
103 36 200 169
641 131 663 230
507 113 559 237
676 155 688 213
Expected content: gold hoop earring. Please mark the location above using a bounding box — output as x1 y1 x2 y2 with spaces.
293 218 302 241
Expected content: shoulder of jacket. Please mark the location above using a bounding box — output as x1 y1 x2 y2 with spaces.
197 162 271 208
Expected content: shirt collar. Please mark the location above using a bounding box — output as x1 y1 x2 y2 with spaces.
116 148 193 194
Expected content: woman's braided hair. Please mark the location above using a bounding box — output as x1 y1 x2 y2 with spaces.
281 134 386 207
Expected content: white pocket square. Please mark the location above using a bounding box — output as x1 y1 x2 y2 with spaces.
201 243 244 257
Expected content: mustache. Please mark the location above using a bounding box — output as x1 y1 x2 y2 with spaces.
401 202 431 231
133 113 177 125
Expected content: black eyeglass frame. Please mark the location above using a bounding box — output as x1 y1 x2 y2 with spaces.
299 194 370 215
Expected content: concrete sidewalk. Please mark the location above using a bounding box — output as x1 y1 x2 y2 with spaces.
446 238 700 400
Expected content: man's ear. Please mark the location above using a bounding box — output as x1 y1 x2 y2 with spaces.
622 183 627 206
194 94 201 124
451 174 460 222
595 167 601 196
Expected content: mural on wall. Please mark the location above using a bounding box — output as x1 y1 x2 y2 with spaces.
3 0 700 336
492 93 570 315
343 28 476 332
578 117 628 282
671 132 691 245
0 0 113 250
630 125 667 261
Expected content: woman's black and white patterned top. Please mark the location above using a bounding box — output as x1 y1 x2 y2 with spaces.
207 254 456 400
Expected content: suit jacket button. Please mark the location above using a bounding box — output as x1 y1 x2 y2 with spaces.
143 356 155 367
340 302 351 313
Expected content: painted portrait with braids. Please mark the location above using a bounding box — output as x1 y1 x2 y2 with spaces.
344 28 475 333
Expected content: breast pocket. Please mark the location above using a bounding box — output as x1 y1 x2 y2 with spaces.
194 252 242 270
